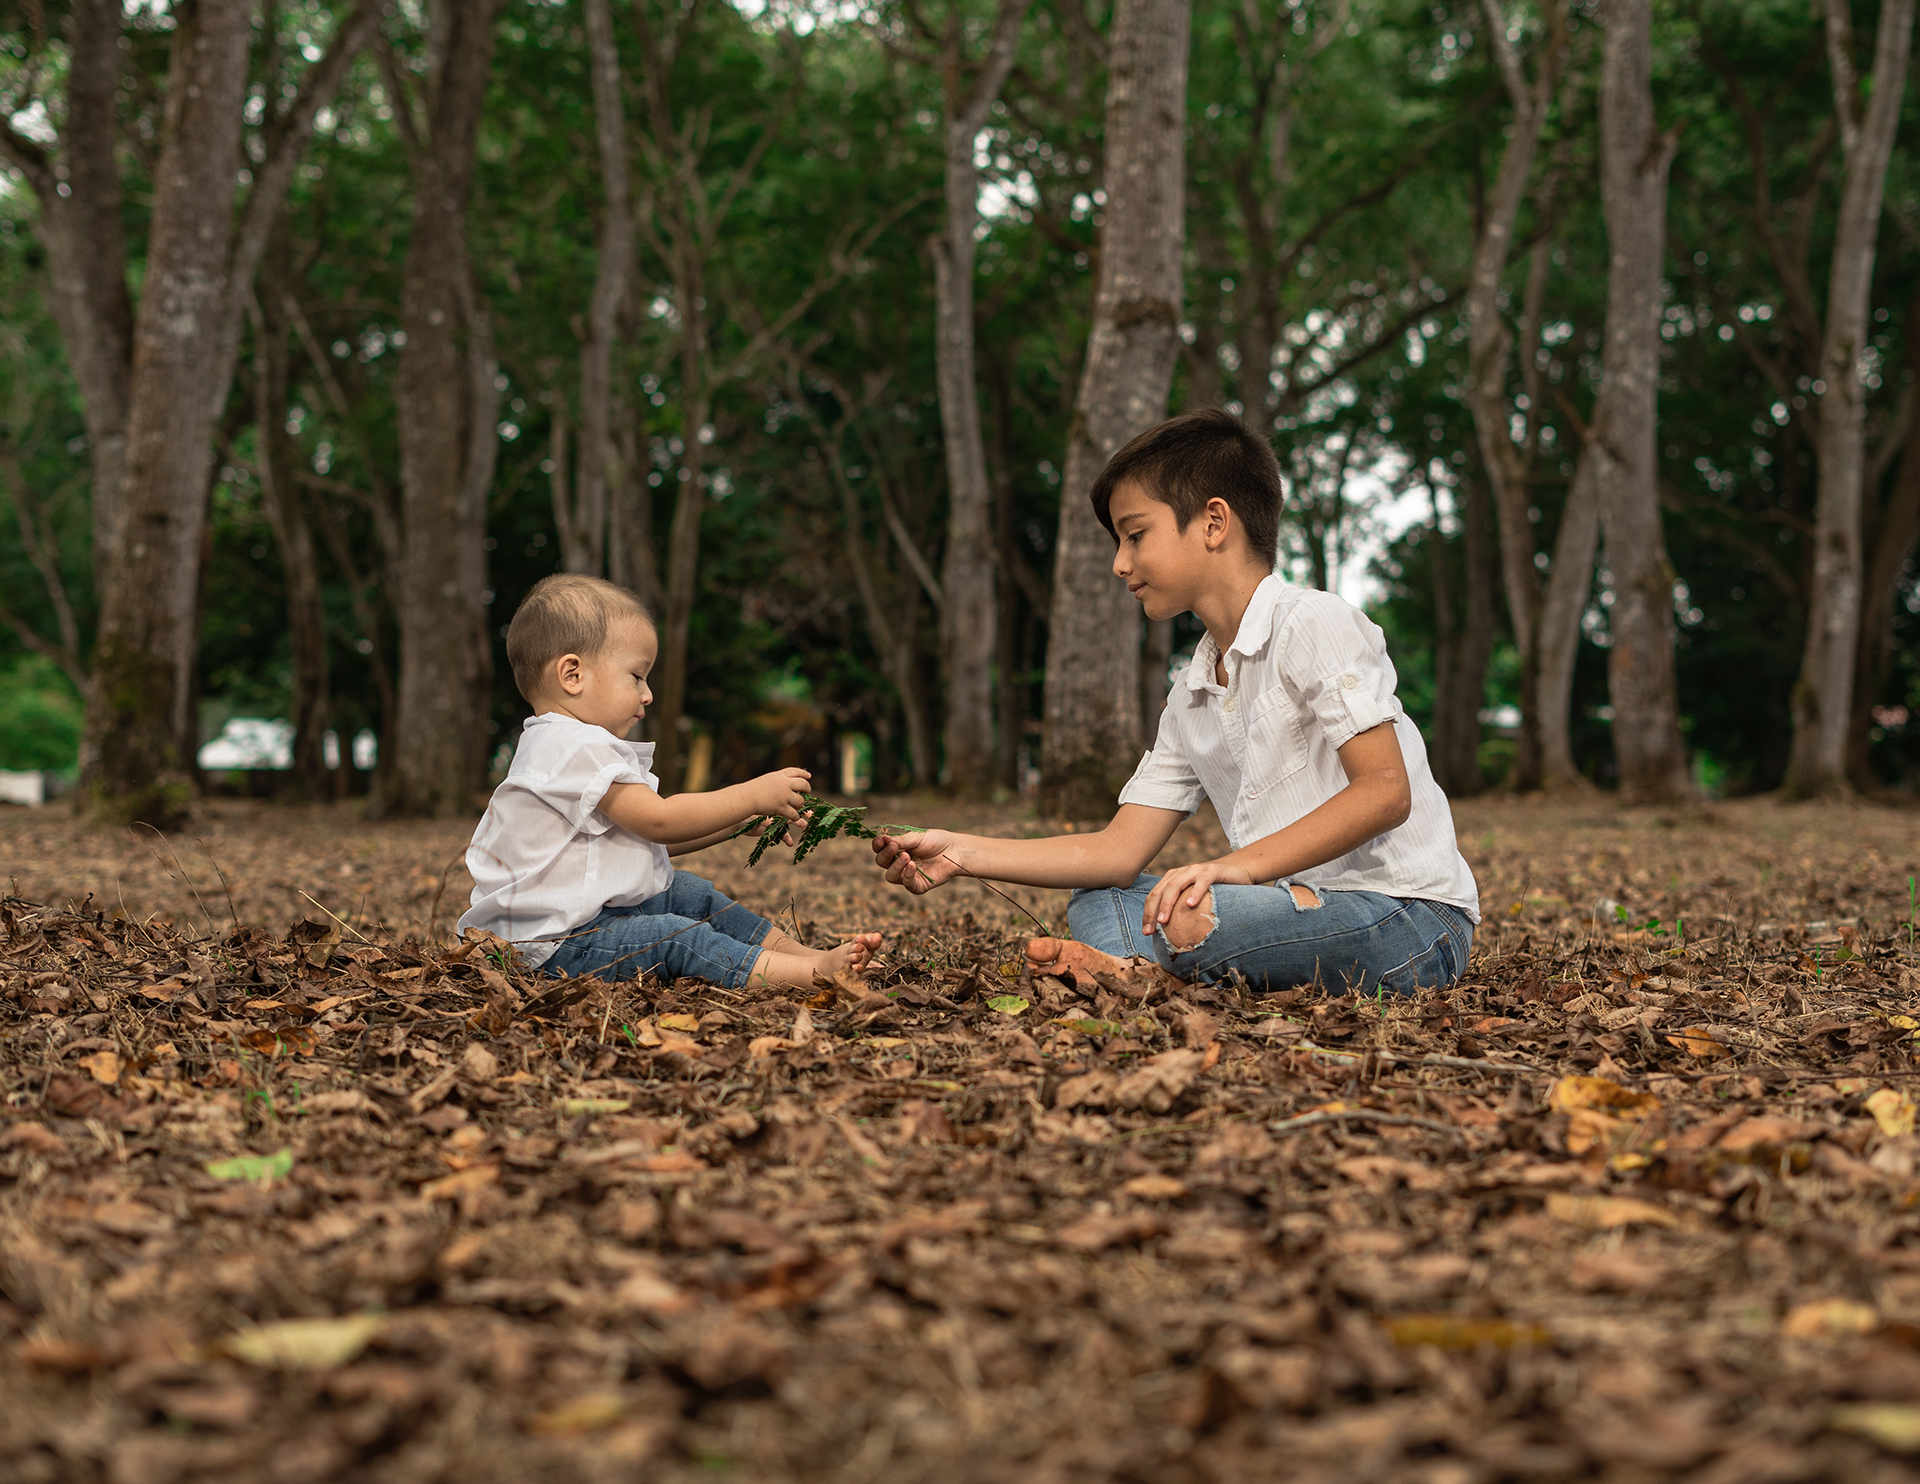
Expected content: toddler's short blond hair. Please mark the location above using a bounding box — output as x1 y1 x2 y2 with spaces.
505 574 654 701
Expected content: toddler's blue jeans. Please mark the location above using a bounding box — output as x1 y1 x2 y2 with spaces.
541 870 774 986
1067 874 1473 996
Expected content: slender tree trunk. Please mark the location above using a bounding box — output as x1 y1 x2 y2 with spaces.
609 410 660 608
990 365 1023 791
1431 480 1498 796
1464 0 1561 793
934 0 1030 796
78 0 253 824
386 0 503 818
251 254 331 799
1849 431 1920 789
570 0 633 582
1536 451 1600 788
6 0 133 579
1592 0 1687 805
1041 0 1191 817
1784 0 1915 797
651 279 710 791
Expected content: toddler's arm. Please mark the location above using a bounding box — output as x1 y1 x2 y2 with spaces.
601 766 810 847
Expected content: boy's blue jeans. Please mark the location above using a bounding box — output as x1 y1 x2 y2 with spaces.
541 871 774 986
1067 874 1473 996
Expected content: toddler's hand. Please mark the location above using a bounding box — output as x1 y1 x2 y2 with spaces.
747 767 811 822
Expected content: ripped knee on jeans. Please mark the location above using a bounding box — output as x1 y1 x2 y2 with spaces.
1286 881 1322 910
1165 888 1219 951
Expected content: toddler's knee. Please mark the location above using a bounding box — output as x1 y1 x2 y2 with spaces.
1164 888 1218 952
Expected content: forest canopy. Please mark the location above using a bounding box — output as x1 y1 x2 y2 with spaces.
0 0 1916 818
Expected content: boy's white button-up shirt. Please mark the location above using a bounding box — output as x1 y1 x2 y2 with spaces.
459 713 675 965
1118 575 1480 921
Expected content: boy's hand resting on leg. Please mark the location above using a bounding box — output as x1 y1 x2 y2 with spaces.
871 830 963 893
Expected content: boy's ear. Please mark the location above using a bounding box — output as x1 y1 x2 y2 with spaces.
1203 496 1234 551
554 652 586 695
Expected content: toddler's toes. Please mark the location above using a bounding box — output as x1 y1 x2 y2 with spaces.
846 931 883 971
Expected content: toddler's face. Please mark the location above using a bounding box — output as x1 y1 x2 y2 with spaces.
554 615 657 737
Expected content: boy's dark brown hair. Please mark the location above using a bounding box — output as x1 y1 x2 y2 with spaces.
505 574 654 701
1088 407 1282 566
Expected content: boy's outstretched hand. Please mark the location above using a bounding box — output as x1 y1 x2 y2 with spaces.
872 829 960 894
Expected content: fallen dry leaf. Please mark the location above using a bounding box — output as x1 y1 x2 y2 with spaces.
222 1314 384 1370
1543 1193 1681 1230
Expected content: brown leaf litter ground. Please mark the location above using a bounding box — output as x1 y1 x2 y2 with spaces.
3 793 1920 1483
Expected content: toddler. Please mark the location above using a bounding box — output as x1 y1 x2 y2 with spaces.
460 573 881 986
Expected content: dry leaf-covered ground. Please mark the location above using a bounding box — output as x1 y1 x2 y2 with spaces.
3 792 1920 1483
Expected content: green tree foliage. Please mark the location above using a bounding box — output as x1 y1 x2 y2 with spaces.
0 0 1917 798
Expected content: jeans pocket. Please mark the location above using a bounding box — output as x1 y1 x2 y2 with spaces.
1379 934 1451 996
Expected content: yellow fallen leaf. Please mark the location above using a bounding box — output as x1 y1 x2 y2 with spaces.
1544 1192 1680 1230
1889 1016 1920 1032
656 1013 701 1034
558 1098 631 1116
1384 1314 1551 1351
78 1050 123 1086
205 1147 294 1183
1665 1025 1732 1060
1119 1173 1188 1201
1829 1403 1920 1453
1548 1076 1660 1117
1782 1299 1879 1338
528 1390 628 1436
223 1313 383 1370
1866 1088 1917 1138
420 1164 499 1202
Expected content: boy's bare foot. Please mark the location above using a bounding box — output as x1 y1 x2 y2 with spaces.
1025 937 1137 981
815 932 883 978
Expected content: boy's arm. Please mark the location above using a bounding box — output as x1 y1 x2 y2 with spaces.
601 767 809 847
664 814 803 857
872 803 1186 892
1138 722 1411 931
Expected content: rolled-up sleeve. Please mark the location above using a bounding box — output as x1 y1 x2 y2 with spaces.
1287 601 1398 750
534 741 649 834
1116 703 1206 814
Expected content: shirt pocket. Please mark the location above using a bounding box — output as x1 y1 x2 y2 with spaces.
1243 684 1309 796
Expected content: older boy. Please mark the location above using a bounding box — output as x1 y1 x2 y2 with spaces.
462 573 880 986
875 409 1477 994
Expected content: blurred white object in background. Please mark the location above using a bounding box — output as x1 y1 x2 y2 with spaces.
0 770 44 807
197 717 294 771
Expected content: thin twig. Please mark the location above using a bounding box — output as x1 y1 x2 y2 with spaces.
298 890 372 945
1268 1109 1467 1139
195 836 242 936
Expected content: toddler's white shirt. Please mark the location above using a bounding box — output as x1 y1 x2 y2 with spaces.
458 713 674 965
1119 575 1481 921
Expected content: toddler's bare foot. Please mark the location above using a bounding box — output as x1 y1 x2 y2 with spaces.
1025 937 1137 982
816 932 883 978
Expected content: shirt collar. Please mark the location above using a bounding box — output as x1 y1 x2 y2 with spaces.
1181 574 1287 692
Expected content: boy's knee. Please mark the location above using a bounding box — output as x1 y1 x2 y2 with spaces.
1164 888 1218 951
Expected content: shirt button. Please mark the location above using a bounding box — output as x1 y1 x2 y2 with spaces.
1341 674 1358 689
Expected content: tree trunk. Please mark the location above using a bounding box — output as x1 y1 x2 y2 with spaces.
934 0 1030 796
1592 0 1687 805
251 250 331 800
1430 480 1498 796
990 365 1023 791
78 0 254 825
1 0 134 581
1464 0 1562 794
386 0 504 818
569 0 633 582
1040 0 1191 818
1536 450 1600 789
608 410 660 608
1784 0 1915 797
1850 422 1920 789
651 297 710 792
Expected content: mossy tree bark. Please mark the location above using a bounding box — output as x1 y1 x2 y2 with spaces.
1040 0 1191 819
1784 0 1915 798
383 0 505 819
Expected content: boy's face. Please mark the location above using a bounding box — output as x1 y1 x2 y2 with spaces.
544 614 657 737
1108 480 1231 622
